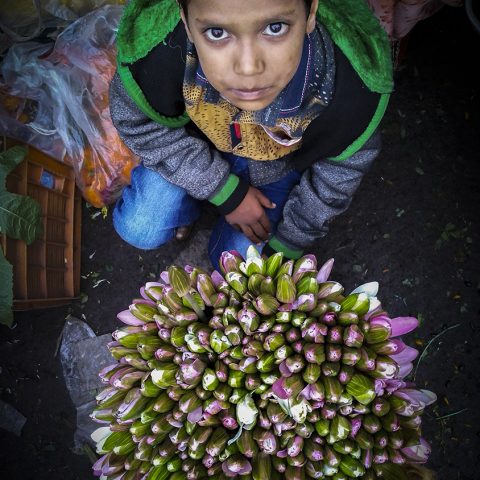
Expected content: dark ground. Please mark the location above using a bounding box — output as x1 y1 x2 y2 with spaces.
1 5 479 479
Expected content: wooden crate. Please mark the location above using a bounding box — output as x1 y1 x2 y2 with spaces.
1 137 81 309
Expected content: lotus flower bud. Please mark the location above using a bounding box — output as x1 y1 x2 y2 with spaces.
339 456 365 478
238 306 260 335
295 293 317 312
150 363 178 388
380 410 400 432
356 347 377 372
247 273 265 296
323 416 347 446
167 265 190 297
241 253 266 277
296 276 319 298
210 330 232 354
115 388 151 422
318 281 344 300
195 274 215 306
302 321 327 343
256 352 276 372
222 454 252 476
303 363 321 384
219 250 243 275
303 343 326 365
129 302 158 322
326 344 342 363
341 346 361 366
276 274 297 303
225 271 248 295
362 414 382 434
228 370 246 389
178 357 206 386
338 365 355 385
371 355 399 380
254 293 280 315
343 324 364 348
238 356 257 374
337 311 359 326
260 276 276 296
264 251 284 277
325 325 342 345
292 254 317 282
346 374 376 405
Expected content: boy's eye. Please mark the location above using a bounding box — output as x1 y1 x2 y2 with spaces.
263 22 288 36
205 27 229 41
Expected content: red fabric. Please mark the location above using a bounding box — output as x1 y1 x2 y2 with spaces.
366 0 463 40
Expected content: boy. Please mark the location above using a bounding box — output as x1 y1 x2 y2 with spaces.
110 0 393 269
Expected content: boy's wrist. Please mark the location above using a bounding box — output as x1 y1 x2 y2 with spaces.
264 235 304 260
209 173 250 215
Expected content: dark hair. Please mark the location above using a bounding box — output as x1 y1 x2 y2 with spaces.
178 0 313 13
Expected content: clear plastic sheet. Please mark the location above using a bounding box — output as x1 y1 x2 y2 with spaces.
59 318 113 450
0 0 127 42
0 399 27 437
0 4 138 207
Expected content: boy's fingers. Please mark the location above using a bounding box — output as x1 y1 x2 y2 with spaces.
258 214 271 236
256 190 276 209
250 221 269 242
243 225 262 245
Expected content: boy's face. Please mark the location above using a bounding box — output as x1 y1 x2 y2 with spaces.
181 0 318 111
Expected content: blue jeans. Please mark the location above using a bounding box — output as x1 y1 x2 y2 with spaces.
113 155 301 270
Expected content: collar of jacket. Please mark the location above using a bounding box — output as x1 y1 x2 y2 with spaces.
117 0 393 95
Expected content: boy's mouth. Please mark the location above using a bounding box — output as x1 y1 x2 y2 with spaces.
228 87 271 101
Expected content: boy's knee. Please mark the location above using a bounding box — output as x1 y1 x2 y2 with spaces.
113 203 174 250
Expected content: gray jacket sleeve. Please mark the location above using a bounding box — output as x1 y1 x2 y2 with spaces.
275 131 382 250
109 72 231 200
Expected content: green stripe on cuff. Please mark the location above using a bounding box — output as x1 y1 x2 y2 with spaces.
209 174 240 206
268 236 304 260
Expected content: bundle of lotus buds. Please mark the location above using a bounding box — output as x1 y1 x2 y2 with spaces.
91 247 436 480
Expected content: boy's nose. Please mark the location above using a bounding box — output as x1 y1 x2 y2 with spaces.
233 42 265 77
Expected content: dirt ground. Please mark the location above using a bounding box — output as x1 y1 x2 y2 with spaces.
1 5 479 479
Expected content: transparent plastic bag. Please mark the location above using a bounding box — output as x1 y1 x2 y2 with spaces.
0 0 127 42
0 4 138 207
59 318 113 450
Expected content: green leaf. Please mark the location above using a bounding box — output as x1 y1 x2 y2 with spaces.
0 146 42 244
0 250 13 327
0 191 43 244
0 146 28 186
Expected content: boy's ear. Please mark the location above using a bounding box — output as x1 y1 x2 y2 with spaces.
180 8 194 42
306 0 319 34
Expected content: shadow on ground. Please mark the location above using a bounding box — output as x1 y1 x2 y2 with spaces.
1 6 479 479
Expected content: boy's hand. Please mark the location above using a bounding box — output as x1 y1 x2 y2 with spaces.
225 187 276 244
